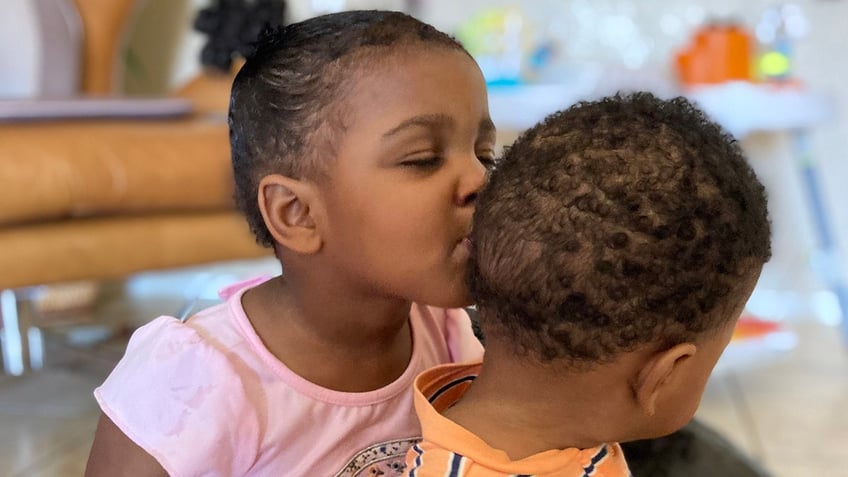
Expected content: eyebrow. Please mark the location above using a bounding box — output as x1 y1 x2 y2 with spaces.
382 114 453 139
382 114 498 141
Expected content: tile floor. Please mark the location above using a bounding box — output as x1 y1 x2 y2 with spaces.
1 258 846 477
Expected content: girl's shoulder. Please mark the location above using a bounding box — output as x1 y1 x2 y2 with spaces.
95 310 258 415
93 299 264 475
98 276 269 396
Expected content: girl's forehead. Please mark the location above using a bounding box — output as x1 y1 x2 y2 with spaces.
348 45 475 82
343 47 483 104
318 47 489 160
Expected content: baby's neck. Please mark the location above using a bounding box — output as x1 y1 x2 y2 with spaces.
443 347 637 460
243 276 414 392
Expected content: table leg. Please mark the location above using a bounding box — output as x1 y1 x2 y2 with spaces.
792 131 848 343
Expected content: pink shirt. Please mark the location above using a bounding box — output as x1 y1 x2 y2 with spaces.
94 279 484 476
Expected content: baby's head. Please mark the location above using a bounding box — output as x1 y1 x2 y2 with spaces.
229 11 494 307
470 92 770 435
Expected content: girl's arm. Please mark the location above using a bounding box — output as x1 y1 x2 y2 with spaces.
85 413 169 477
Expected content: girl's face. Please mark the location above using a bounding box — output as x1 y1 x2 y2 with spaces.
316 47 495 308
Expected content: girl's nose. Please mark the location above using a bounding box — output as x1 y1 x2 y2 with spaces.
456 155 488 207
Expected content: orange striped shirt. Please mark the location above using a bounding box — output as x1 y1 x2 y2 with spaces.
404 362 631 477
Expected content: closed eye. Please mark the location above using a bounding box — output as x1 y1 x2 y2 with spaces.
477 152 497 170
400 157 444 170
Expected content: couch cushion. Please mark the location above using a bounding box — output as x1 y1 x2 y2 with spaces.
0 211 268 289
0 118 236 226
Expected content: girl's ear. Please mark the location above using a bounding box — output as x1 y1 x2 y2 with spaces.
631 342 697 416
257 174 324 254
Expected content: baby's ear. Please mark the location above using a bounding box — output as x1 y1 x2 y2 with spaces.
631 342 697 416
257 174 323 254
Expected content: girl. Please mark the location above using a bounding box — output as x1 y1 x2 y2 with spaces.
86 10 495 477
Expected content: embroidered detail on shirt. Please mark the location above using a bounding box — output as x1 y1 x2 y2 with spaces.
335 437 421 477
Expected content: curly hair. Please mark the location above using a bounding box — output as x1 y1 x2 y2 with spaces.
229 10 467 247
469 92 771 365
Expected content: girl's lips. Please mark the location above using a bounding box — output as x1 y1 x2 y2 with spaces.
452 237 472 261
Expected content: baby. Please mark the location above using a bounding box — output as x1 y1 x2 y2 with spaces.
405 92 771 476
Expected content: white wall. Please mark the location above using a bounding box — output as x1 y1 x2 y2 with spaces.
0 0 40 98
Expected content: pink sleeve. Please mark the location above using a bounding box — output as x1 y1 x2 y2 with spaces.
443 308 485 363
94 317 260 477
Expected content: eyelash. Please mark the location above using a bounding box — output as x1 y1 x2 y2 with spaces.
477 154 497 169
401 153 496 170
401 157 443 170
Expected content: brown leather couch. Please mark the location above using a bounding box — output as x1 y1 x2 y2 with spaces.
0 0 268 375
0 90 266 290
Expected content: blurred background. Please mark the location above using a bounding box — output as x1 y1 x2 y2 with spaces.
0 1 846 476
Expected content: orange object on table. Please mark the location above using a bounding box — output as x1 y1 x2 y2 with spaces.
732 315 781 341
674 21 754 86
